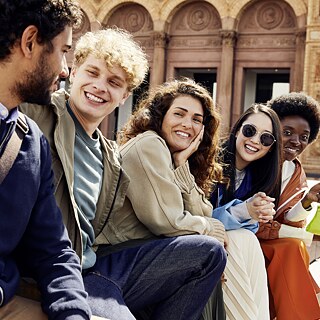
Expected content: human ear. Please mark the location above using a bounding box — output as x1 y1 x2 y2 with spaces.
20 25 39 58
120 91 130 105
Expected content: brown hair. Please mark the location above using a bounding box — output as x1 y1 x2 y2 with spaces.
118 79 223 196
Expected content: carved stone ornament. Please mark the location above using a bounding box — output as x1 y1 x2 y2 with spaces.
187 5 210 31
220 30 237 47
257 2 283 30
124 8 145 32
153 32 168 47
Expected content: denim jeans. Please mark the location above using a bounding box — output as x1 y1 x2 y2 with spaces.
83 235 226 320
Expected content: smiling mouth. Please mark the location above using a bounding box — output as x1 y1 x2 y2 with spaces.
285 147 299 153
85 92 106 103
245 144 258 152
176 131 190 138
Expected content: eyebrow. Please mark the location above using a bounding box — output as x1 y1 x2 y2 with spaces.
282 125 310 133
174 106 204 117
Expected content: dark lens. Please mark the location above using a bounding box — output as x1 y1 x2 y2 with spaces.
242 124 256 138
260 133 275 147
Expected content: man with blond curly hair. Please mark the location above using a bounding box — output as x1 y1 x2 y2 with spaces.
21 28 226 319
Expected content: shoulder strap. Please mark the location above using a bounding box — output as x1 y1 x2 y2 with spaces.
0 112 29 184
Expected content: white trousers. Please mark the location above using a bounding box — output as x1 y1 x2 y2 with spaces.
223 229 269 320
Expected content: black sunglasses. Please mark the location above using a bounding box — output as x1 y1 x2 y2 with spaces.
241 124 276 147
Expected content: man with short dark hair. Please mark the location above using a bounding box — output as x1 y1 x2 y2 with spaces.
0 1 93 319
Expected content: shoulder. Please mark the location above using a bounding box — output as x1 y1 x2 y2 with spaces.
120 130 168 154
120 131 172 166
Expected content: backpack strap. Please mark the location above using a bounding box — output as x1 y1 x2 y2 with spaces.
0 112 29 184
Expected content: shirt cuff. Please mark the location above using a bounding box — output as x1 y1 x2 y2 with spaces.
279 223 314 246
229 201 256 224
285 201 316 222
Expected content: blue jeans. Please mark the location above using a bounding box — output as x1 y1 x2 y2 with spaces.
83 235 226 320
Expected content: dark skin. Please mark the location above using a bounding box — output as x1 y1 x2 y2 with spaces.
281 115 320 208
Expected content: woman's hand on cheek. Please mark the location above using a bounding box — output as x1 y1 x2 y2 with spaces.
246 192 275 222
172 126 204 168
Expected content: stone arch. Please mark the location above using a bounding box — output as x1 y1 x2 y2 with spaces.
230 0 307 19
97 0 157 23
78 1 97 23
166 1 222 80
161 0 227 24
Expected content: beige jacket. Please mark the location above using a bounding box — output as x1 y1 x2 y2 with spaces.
19 89 130 262
103 131 225 244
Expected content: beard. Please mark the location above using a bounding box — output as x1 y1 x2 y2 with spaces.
13 52 57 106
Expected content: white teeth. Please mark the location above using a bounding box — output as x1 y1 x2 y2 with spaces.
86 92 104 103
286 148 298 153
245 144 258 152
176 131 189 137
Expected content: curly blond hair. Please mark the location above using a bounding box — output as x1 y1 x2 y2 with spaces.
73 28 149 91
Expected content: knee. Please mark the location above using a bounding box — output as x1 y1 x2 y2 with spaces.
176 235 227 272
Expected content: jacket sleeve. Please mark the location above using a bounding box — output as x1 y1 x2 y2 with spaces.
122 133 225 243
18 134 91 320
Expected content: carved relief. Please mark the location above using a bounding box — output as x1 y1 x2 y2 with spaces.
220 30 237 47
237 35 295 48
239 0 297 32
257 2 283 30
169 37 221 49
104 4 153 34
187 6 211 31
171 2 221 35
153 32 168 48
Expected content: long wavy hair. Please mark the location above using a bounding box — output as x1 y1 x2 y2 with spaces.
220 104 283 206
118 79 223 197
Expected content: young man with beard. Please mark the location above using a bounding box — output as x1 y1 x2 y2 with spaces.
21 28 227 320
0 1 94 319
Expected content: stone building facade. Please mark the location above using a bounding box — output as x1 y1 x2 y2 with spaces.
70 0 320 176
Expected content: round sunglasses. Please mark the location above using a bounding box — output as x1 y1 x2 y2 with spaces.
241 123 276 147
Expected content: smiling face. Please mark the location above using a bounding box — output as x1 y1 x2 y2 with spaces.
281 115 310 161
69 55 129 135
161 95 204 153
235 112 274 170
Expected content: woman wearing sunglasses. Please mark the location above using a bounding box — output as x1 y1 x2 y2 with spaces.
257 92 320 320
209 103 283 320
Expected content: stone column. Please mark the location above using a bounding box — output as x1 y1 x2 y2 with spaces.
293 29 306 92
150 31 168 88
217 30 237 131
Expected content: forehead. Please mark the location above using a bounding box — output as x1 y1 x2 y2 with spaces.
244 112 273 131
170 95 204 114
51 26 72 48
281 115 310 131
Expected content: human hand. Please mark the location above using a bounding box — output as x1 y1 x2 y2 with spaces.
172 126 204 167
302 182 320 209
246 192 275 223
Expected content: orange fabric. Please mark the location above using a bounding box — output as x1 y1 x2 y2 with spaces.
261 238 320 320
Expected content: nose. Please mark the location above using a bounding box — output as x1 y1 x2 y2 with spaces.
182 118 192 129
250 133 261 144
59 56 69 79
289 134 300 145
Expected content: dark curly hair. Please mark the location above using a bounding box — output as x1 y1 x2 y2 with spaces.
220 104 283 205
0 0 82 60
267 92 320 143
118 79 224 197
